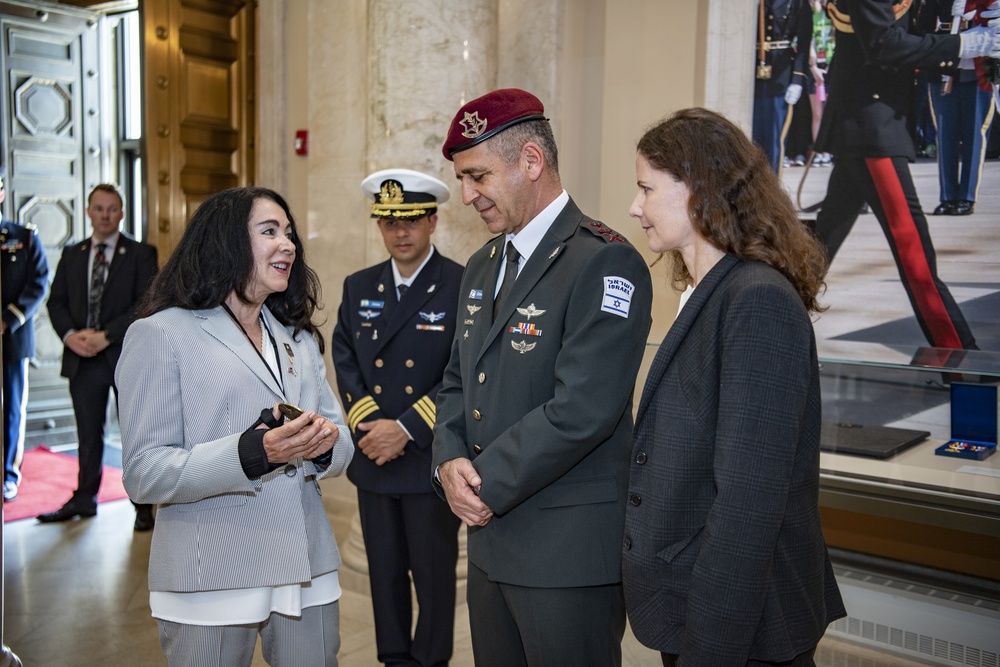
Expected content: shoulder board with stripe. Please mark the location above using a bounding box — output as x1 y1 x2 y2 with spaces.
827 0 913 34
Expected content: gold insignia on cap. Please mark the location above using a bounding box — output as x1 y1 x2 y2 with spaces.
460 111 488 139
378 180 405 206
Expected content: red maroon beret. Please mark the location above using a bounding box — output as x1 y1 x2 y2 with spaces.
442 88 547 161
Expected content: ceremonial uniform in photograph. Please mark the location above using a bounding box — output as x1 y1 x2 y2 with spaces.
754 0 814 170
1 210 50 502
332 169 463 667
814 0 977 350
919 0 995 216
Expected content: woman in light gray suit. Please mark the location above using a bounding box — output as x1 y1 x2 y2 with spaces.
622 109 845 666
116 187 354 667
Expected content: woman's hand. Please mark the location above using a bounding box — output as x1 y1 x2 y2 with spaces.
260 405 338 464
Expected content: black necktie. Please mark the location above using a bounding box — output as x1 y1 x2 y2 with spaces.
494 241 521 318
397 283 408 299
88 242 108 328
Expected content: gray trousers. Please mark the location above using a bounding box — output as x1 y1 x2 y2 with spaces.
158 600 340 667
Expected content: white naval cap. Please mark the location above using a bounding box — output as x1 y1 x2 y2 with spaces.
361 168 450 219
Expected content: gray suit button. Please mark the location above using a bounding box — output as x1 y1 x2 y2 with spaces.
635 452 647 464
473 444 482 454
284 465 296 477
629 493 641 506
623 537 632 550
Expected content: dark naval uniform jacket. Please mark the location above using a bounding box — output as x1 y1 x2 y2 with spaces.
431 198 653 589
817 0 962 159
332 249 464 494
756 0 813 96
1 219 49 361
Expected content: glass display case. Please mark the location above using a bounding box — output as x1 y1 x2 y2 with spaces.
817 349 1000 581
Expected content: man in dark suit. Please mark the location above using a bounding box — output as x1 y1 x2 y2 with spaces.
753 0 813 171
432 88 653 667
40 184 158 529
814 0 999 350
331 168 463 667
1 166 50 502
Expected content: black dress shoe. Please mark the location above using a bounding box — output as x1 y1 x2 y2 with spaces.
951 200 974 216
133 505 155 532
3 481 17 502
37 503 97 523
933 201 956 215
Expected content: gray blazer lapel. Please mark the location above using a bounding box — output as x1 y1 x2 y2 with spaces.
635 253 740 427
263 306 301 406
199 307 285 400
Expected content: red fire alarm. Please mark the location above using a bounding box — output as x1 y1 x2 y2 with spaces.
294 130 308 155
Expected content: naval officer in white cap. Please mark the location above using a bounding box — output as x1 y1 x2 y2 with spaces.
331 168 464 667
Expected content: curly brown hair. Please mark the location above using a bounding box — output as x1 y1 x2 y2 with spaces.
637 107 827 313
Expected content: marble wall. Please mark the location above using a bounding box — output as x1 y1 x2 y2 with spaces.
260 0 754 349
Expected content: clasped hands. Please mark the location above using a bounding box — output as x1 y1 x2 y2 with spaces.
259 405 338 465
439 457 493 527
65 328 110 357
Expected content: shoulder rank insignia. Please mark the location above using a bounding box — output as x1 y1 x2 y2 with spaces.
585 220 626 243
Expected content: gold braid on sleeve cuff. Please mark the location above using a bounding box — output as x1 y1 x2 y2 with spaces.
413 395 436 431
347 396 379 431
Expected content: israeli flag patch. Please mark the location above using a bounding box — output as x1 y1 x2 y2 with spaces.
601 276 634 318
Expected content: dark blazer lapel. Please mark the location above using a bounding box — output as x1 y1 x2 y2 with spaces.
103 235 131 287
483 237 505 328
199 307 285 399
478 199 579 359
634 253 740 427
71 241 91 318
379 251 445 349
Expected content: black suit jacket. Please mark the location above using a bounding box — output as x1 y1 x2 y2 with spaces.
817 0 962 158
432 198 652 588
1 219 49 361
47 234 158 379
331 250 464 494
623 255 845 665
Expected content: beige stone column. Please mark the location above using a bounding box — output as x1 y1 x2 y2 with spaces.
340 0 501 591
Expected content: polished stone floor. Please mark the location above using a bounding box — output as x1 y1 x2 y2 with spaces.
3 478 925 667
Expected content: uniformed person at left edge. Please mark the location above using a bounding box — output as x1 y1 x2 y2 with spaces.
331 167 464 667
1 165 50 503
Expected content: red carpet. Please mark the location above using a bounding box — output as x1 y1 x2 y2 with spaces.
2 446 129 523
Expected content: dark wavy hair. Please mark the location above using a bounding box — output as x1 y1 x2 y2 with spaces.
637 108 827 313
138 186 325 350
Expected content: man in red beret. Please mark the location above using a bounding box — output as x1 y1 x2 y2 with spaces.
431 88 653 666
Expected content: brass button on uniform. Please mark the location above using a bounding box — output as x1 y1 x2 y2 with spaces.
872 93 880 100
374 385 382 394
405 386 413 394
473 444 482 454
473 409 482 421
375 359 384 368
405 359 415 368
478 372 486 384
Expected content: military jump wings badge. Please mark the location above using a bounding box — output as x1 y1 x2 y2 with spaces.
467 304 481 315
511 340 536 354
516 303 545 320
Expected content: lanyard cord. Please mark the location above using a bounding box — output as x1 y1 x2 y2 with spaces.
221 302 284 396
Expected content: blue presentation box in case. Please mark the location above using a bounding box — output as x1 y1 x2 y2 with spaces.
935 383 998 461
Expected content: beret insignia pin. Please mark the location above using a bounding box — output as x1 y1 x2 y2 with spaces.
460 111 488 139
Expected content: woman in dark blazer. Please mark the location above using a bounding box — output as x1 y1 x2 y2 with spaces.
116 187 353 666
622 108 846 666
